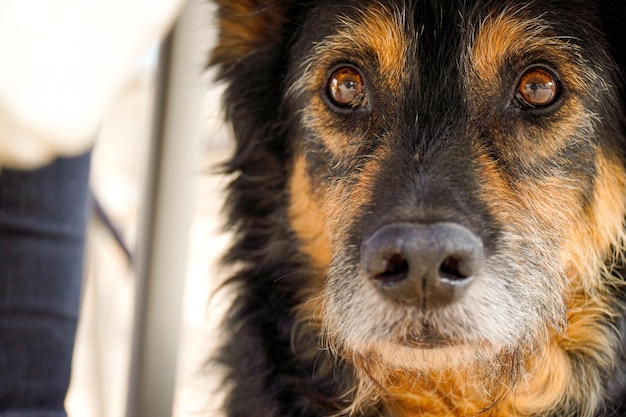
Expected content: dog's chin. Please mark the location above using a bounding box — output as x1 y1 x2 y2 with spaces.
354 339 500 371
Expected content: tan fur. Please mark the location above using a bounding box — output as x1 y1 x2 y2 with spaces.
461 148 626 415
338 5 410 91
288 155 332 269
324 147 626 416
216 1 626 415
562 153 626 290
468 10 590 93
298 96 361 159
211 0 287 68
289 4 409 101
469 10 551 84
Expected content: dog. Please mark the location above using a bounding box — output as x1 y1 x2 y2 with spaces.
210 1 626 415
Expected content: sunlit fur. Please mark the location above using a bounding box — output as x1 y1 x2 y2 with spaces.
211 1 626 416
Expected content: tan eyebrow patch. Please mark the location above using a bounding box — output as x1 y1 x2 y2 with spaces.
469 12 551 82
466 9 596 107
336 5 410 89
290 5 410 98
287 6 410 158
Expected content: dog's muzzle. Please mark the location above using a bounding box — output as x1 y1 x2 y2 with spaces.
361 222 484 308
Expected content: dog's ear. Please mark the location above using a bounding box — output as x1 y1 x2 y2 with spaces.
211 0 293 72
210 0 303 173
210 0 308 188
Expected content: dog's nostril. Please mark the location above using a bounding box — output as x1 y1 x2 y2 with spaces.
361 222 483 308
439 256 467 281
375 253 409 283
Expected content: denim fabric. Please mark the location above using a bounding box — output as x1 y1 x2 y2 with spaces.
0 153 91 417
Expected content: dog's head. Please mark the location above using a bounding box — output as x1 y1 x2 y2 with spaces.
213 0 626 413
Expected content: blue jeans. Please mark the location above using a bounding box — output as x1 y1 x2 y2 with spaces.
0 153 91 417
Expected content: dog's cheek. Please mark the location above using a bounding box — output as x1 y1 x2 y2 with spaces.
287 154 332 339
560 152 626 289
509 152 626 416
288 149 388 343
288 145 386 264
288 154 332 271
471 150 570 328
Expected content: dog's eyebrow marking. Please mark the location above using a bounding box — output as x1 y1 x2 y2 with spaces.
335 5 410 89
286 5 411 160
290 5 410 98
465 8 599 106
469 10 552 82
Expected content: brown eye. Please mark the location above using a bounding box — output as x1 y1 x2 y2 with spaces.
327 66 366 108
516 67 559 108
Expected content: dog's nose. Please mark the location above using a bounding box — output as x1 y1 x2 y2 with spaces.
361 222 484 308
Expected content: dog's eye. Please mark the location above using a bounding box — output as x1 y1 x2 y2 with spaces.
516 67 559 108
327 66 366 108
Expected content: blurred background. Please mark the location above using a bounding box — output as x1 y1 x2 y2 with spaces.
61 1 232 416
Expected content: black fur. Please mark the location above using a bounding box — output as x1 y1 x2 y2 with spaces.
210 1 626 416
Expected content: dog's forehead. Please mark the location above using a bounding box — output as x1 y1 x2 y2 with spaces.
304 0 593 67
292 0 603 116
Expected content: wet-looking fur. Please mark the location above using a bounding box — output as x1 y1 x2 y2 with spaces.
210 1 626 416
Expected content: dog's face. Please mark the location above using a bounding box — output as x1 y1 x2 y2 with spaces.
284 0 626 375
213 0 626 413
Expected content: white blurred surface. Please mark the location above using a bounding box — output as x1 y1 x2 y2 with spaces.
65 1 233 415
0 0 183 168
